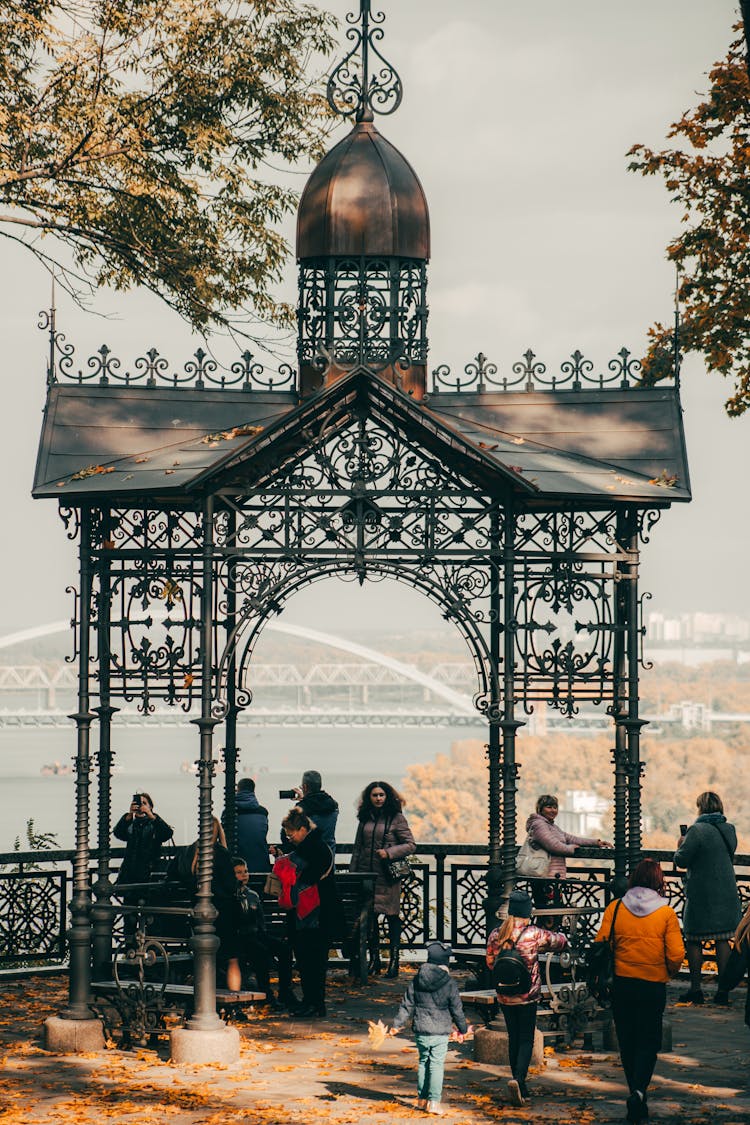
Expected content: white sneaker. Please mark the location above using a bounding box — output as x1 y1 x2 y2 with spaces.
508 1079 524 1106
426 1102 445 1116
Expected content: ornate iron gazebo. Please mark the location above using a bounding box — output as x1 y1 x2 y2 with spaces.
32 1 690 1060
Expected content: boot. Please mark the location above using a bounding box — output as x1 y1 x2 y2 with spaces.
368 924 383 975
386 916 401 978
367 948 382 975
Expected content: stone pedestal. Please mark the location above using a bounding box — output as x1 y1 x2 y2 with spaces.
44 1016 105 1054
170 1025 240 1065
474 1020 545 1067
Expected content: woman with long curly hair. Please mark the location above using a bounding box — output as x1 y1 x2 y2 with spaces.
350 780 415 978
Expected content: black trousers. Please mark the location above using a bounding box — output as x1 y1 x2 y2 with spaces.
240 934 293 995
500 1002 538 1088
611 976 666 1095
292 928 328 1008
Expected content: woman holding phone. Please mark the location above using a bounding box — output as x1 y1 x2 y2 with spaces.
114 792 173 886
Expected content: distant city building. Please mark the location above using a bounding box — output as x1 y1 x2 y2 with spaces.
646 610 750 659
556 789 609 837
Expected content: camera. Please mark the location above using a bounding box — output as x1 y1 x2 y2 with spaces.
279 789 298 800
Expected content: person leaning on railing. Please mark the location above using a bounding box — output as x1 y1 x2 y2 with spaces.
525 794 611 912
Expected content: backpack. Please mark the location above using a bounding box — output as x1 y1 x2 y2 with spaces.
492 927 532 996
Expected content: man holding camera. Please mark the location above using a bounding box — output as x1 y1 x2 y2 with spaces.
279 770 339 856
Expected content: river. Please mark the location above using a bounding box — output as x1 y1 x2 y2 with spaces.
0 724 486 852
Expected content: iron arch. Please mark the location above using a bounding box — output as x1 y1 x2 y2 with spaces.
214 559 501 724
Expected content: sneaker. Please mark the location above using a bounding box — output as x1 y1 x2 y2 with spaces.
426 1102 445 1116
416 1099 428 1111
714 990 730 1006
507 1079 524 1106
678 987 704 1005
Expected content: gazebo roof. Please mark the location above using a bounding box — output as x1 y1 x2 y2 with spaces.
33 367 690 506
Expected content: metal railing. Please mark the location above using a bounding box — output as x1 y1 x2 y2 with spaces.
2 845 749 972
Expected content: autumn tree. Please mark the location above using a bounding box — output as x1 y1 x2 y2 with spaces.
0 0 335 333
402 732 750 851
628 24 750 415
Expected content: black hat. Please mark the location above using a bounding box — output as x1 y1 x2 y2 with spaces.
426 941 452 966
507 889 533 919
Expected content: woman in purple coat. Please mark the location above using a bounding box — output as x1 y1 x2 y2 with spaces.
525 794 611 910
350 781 415 978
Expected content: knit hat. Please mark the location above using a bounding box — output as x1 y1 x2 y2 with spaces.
507 889 533 919
426 941 452 966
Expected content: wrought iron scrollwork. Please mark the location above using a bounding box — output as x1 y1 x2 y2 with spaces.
298 258 427 372
431 348 672 394
36 315 296 391
326 1 403 121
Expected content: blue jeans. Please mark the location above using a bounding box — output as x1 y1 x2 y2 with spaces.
415 1033 449 1102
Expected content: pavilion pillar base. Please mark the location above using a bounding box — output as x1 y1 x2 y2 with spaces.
44 1015 105 1054
170 1025 240 1065
473 1021 545 1067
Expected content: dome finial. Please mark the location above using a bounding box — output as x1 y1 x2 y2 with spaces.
326 1 403 123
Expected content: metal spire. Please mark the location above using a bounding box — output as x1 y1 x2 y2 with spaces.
326 0 403 122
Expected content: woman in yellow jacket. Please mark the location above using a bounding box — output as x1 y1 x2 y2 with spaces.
595 858 684 1124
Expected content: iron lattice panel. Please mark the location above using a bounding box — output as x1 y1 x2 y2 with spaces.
91 508 212 712
450 865 490 948
0 872 67 963
514 510 624 713
298 257 428 368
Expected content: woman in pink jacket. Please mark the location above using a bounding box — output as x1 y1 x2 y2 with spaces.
486 889 567 1106
525 794 611 910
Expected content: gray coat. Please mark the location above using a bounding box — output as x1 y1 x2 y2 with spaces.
673 813 741 937
350 810 415 915
393 963 468 1036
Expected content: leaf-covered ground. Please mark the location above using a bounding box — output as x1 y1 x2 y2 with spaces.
0 973 748 1124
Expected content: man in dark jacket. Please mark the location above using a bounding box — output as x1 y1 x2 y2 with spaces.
236 778 271 872
287 770 339 855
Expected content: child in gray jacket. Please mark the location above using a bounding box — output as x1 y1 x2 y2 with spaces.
390 940 469 1116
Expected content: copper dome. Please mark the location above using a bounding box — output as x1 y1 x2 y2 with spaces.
296 120 430 260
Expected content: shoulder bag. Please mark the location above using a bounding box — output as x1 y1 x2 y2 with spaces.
585 898 622 1004
515 836 550 879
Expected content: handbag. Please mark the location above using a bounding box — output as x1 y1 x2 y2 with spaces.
515 837 550 878
383 857 416 885
263 871 282 897
585 898 622 1004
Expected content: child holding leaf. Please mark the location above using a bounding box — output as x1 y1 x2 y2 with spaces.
389 940 471 1116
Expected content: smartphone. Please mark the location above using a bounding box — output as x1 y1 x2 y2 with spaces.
679 824 688 836
133 793 142 805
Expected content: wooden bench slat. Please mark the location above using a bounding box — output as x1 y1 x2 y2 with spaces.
92 981 265 1002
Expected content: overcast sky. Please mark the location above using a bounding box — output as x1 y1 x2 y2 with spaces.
0 0 744 645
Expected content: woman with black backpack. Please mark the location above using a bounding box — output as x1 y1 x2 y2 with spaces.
485 889 567 1107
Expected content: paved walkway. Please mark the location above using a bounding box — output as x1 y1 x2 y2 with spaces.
0 971 748 1124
